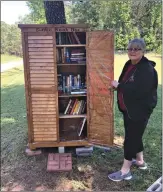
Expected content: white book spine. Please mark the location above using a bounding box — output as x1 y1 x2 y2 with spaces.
78 117 87 136
64 99 71 114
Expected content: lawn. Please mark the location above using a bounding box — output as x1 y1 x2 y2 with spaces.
114 52 162 84
1 53 162 191
1 54 22 64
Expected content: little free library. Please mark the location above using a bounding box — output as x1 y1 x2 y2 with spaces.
18 24 114 150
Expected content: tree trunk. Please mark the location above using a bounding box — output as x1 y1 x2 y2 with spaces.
44 1 66 24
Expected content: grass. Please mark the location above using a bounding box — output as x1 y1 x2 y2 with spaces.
114 52 162 84
1 53 162 191
1 54 22 64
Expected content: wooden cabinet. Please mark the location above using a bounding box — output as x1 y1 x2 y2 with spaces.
18 24 114 150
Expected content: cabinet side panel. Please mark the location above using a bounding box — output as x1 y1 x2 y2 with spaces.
52 29 59 142
22 32 34 143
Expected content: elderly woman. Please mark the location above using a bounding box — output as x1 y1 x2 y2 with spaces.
108 38 158 181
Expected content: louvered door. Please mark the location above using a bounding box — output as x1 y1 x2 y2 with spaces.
87 31 114 146
22 29 58 144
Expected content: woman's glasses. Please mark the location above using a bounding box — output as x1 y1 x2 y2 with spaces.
127 48 142 52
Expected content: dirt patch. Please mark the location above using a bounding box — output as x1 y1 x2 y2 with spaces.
1 147 132 191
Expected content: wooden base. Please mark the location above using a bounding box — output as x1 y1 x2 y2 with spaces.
29 140 91 150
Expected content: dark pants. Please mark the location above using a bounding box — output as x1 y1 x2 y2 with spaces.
123 112 150 161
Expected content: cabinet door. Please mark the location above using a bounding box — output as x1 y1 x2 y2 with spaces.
22 30 58 143
87 31 114 146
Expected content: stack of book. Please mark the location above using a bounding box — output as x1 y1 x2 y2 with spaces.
70 89 86 95
64 99 86 115
58 74 86 94
70 49 86 64
56 48 86 64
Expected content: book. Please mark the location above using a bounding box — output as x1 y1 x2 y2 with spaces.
61 48 64 64
68 33 72 44
74 76 78 88
57 74 63 93
78 100 84 114
64 99 72 114
65 49 71 63
73 32 81 44
73 100 80 115
69 75 73 89
71 91 86 95
56 46 86 64
67 99 75 114
67 76 70 92
56 32 86 45
77 74 81 88
75 100 80 115
70 99 78 115
71 53 85 56
62 75 66 93
81 101 86 114
59 33 62 45
58 73 86 94
76 32 86 44
57 47 62 63
70 57 86 60
68 33 75 44
78 117 87 136
76 100 82 114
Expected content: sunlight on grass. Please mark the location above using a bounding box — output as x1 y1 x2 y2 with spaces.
1 54 22 64
114 53 162 84
1 117 16 124
1 66 24 87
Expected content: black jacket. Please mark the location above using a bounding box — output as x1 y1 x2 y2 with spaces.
117 56 158 121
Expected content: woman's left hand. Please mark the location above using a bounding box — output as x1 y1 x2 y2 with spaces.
111 80 119 88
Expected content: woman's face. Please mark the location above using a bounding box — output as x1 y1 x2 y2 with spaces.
127 45 144 62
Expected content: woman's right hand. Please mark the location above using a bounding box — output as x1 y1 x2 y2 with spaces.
111 80 119 88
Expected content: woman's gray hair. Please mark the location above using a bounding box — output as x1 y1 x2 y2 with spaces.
128 38 146 52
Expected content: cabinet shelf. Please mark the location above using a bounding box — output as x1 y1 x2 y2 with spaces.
56 44 86 47
57 63 86 66
59 94 87 98
59 114 87 119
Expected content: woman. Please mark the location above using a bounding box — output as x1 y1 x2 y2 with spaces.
108 38 158 181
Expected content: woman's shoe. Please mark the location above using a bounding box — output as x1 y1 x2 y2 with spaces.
132 159 147 170
108 170 132 182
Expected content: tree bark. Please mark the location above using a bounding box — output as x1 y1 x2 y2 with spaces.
44 1 66 24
